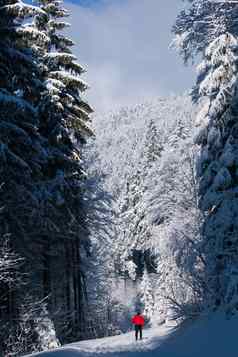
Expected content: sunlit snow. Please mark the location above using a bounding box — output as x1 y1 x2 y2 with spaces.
25 313 238 357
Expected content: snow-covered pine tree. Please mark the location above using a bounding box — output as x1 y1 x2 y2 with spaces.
114 118 162 279
196 33 238 313
0 1 65 354
144 119 163 164
0 0 93 352
172 0 238 63
81 141 131 337
35 0 93 140
152 146 206 321
0 0 47 299
133 119 163 250
31 0 94 341
173 0 238 314
139 268 154 320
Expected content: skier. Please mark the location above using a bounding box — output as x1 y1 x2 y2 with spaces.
131 312 145 341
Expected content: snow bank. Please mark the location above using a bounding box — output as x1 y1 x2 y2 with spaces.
157 312 238 357
24 312 238 357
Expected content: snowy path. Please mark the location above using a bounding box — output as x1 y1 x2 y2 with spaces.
25 313 238 357
24 323 177 357
67 323 175 353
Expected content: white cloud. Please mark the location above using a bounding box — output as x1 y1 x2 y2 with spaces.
66 0 195 112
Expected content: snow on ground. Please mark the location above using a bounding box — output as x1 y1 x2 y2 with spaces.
25 312 238 357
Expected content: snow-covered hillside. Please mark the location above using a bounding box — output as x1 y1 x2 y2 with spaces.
25 313 238 357
83 95 204 331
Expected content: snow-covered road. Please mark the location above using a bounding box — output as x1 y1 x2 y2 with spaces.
24 323 176 357
67 323 175 353
25 313 238 357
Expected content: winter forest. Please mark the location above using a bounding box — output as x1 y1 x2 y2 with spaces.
1 0 238 356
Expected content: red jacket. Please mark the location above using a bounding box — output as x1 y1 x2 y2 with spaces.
131 315 145 326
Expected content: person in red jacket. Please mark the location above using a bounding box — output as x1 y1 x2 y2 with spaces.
131 312 145 341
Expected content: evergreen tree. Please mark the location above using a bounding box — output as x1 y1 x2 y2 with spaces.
0 0 48 281
32 0 94 341
173 0 238 313
0 2 54 353
140 268 154 320
114 118 162 278
172 0 238 63
0 0 93 352
144 119 163 164
35 0 93 140
196 33 238 313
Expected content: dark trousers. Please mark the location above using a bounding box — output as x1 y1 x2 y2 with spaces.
135 325 142 340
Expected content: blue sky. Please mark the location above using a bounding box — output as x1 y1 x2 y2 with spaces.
69 0 100 6
65 0 195 112
68 0 98 7
69 0 120 7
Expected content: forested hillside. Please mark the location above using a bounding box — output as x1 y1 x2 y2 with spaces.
83 0 238 338
83 95 207 330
